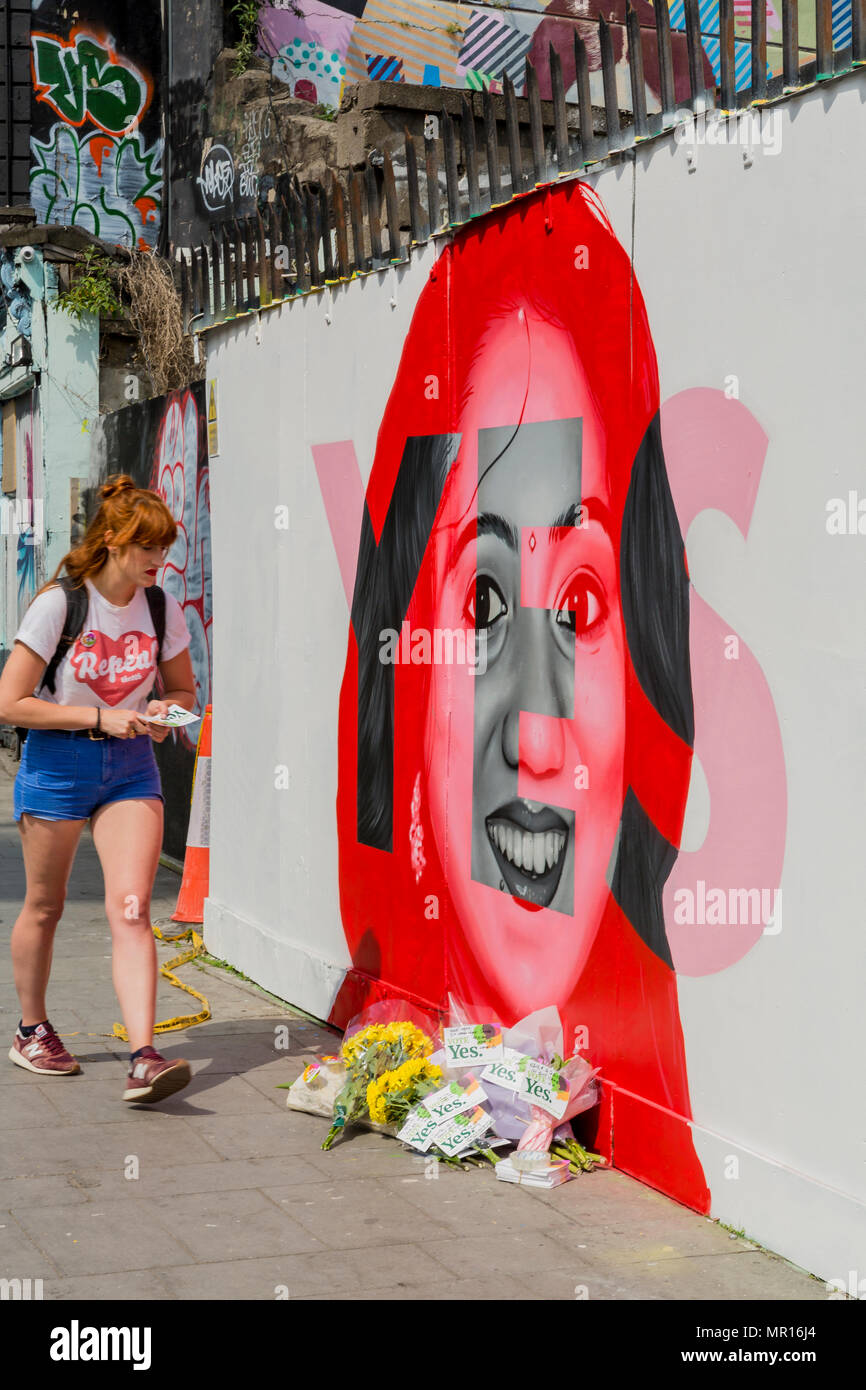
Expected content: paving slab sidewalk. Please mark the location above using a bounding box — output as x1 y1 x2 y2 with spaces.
0 748 825 1302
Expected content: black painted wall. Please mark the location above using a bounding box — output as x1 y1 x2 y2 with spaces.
0 0 30 205
168 0 225 247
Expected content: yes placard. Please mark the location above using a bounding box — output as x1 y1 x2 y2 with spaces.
480 1047 527 1093
143 703 201 728
396 1104 441 1153
423 1076 487 1124
442 1024 503 1067
516 1058 570 1118
433 1105 493 1158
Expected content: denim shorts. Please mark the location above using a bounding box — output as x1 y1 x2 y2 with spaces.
14 728 164 823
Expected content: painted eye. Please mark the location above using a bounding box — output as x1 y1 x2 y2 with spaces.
555 575 605 636
465 576 508 630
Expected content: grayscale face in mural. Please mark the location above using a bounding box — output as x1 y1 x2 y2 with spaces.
424 306 627 1010
470 418 582 913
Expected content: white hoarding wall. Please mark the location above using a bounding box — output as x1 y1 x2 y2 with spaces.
204 70 866 1282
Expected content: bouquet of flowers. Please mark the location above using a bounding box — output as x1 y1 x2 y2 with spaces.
438 1001 607 1176
514 1051 606 1173
321 1001 444 1151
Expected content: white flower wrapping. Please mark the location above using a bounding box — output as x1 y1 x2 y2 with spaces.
440 1000 601 1151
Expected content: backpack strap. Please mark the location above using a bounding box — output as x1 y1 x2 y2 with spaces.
144 584 167 700
40 577 89 695
144 584 166 666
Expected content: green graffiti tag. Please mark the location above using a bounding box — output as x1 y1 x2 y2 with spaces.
31 30 152 135
30 124 163 249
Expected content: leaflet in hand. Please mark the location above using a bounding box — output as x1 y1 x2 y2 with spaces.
141 703 200 728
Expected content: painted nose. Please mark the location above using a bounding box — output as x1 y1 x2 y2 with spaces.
501 607 571 776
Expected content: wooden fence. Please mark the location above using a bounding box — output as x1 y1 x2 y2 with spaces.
178 1 866 333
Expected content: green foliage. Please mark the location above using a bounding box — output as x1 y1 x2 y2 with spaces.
312 102 338 121
230 0 264 77
55 247 122 322
227 0 303 76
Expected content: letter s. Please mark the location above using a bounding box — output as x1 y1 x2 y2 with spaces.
660 388 787 975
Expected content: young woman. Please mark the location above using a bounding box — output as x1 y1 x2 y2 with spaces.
334 180 710 1211
0 474 197 1104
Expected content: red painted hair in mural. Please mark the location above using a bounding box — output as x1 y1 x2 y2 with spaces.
335 180 709 1211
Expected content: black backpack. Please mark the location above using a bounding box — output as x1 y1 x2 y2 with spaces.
16 576 166 747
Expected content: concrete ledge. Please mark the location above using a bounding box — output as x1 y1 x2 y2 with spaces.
202 896 349 1024
693 1125 866 1289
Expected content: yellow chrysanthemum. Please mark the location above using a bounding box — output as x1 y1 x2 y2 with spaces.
341 1023 389 1064
366 1058 443 1123
366 1075 389 1123
341 1020 435 1067
380 1022 434 1058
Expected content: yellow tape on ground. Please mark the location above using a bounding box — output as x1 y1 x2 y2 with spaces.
108 920 211 1042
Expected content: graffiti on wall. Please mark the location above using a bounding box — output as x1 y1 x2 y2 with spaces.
16 418 37 613
150 389 213 743
237 108 273 201
197 143 236 216
0 249 33 341
193 109 278 225
12 396 42 621
29 6 164 250
89 381 211 859
315 180 787 1214
258 0 717 108
0 392 41 675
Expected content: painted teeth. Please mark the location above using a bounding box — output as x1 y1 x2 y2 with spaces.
488 823 566 874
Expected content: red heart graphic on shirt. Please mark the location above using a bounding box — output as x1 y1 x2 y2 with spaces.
68 630 158 706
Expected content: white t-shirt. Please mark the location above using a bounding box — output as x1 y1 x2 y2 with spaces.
14 577 191 714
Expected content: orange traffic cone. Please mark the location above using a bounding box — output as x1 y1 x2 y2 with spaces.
171 704 212 924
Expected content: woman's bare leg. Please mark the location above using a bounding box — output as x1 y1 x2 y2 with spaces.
12 814 87 1025
90 797 164 1054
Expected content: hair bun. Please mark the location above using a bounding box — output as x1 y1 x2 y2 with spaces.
100 474 137 501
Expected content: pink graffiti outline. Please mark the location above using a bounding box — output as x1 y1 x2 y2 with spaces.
151 389 212 749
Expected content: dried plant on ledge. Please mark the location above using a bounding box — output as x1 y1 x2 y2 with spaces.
116 249 203 395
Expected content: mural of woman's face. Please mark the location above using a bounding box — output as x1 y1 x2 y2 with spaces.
423 307 627 1016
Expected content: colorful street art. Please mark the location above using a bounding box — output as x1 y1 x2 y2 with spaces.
28 4 163 250
258 0 717 107
149 389 213 744
89 382 211 860
258 0 841 107
0 249 34 341
16 415 38 616
0 391 43 677
9 395 42 624
317 180 786 1212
